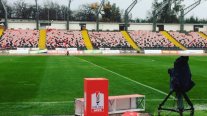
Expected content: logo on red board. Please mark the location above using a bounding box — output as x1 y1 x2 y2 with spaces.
91 92 104 112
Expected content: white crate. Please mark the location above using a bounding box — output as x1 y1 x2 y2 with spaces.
75 94 145 116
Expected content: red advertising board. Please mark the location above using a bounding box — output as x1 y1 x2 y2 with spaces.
84 78 108 116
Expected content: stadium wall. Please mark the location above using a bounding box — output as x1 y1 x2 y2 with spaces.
164 24 180 31
199 25 207 32
8 22 36 29
85 23 96 30
185 24 194 31
100 23 119 31
7 20 207 31
128 23 152 31
49 22 66 30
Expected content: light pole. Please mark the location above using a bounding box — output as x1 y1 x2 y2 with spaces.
1 0 8 29
56 9 57 20
67 0 72 30
35 0 39 30
96 0 105 31
48 8 49 25
124 0 137 31
21 7 23 19
179 0 201 32
45 5 50 26
152 0 177 32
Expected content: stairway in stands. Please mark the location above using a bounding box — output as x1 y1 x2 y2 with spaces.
81 30 93 50
198 32 207 40
0 29 4 37
38 29 46 50
121 31 140 51
161 31 187 50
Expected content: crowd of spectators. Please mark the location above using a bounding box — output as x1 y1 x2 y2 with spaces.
88 31 130 49
169 31 207 48
46 30 85 49
0 29 39 49
129 31 175 49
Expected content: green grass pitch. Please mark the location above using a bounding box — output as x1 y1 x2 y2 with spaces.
0 56 207 115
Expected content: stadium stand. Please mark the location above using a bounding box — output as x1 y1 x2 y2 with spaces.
199 31 207 40
88 31 131 49
39 29 47 49
81 30 93 50
0 29 4 37
203 31 207 35
0 29 39 49
0 29 207 50
169 31 207 49
190 32 207 48
161 31 187 50
129 31 176 49
46 29 85 49
121 31 140 51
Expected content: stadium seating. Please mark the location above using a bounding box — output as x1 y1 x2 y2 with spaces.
203 31 207 35
0 29 207 50
88 31 131 49
0 29 39 49
129 31 175 49
189 32 207 48
169 32 207 48
46 30 85 49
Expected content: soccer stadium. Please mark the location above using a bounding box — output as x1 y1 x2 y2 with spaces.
0 0 207 115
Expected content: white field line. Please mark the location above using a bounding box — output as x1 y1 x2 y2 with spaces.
1 99 207 104
0 101 74 105
75 57 172 97
194 104 207 111
146 99 207 101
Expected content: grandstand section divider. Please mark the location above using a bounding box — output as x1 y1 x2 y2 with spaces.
198 32 207 40
81 30 93 50
121 31 140 51
0 29 4 37
161 31 187 50
38 29 46 50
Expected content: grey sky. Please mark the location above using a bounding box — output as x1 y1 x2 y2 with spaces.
8 0 207 19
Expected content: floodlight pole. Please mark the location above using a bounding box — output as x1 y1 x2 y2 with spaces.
35 0 39 30
180 10 184 32
152 10 156 32
67 0 72 30
180 0 201 32
152 0 176 32
124 0 137 31
1 0 8 29
96 0 105 31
